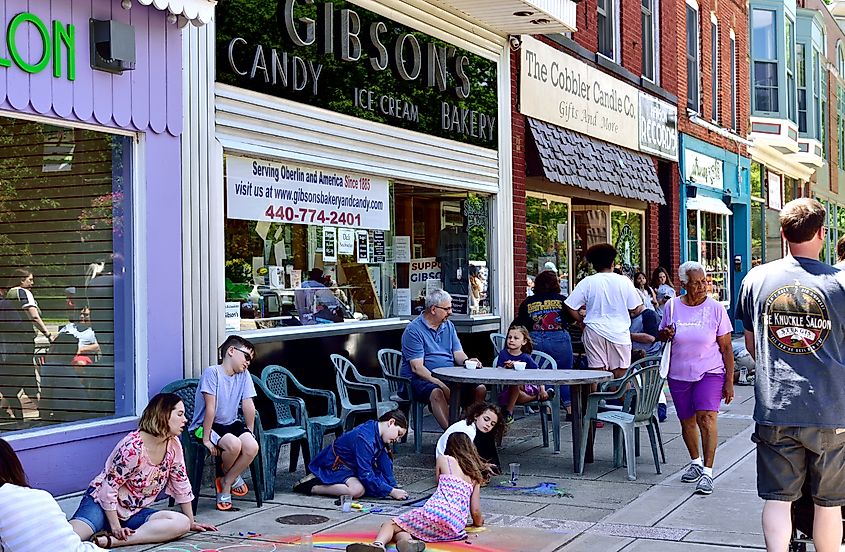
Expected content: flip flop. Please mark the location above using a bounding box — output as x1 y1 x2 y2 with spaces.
346 544 385 552
216 492 233 511
231 475 249 497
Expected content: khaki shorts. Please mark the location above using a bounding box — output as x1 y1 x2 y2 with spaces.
582 325 631 371
752 424 845 507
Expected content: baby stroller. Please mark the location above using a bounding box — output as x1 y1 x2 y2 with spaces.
789 480 845 551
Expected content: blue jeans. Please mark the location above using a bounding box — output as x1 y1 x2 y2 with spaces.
71 487 159 534
530 331 573 407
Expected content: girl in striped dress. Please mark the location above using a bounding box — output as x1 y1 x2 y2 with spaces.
347 433 485 552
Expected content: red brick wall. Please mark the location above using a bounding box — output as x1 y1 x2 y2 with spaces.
673 0 750 158
512 48 527 313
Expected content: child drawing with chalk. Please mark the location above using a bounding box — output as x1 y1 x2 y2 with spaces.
346 433 486 552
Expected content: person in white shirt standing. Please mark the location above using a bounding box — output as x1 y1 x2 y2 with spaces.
0 438 106 552
564 244 644 378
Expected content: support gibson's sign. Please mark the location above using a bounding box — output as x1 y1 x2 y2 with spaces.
217 0 498 149
519 36 677 161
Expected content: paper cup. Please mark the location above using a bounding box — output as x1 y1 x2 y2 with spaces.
464 360 478 369
513 361 526 371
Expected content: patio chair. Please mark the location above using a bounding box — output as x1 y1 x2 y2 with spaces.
250 375 310 500
377 348 423 452
489 332 506 356
578 364 665 481
330 354 399 431
160 378 263 513
599 355 666 463
526 350 560 449
261 364 342 464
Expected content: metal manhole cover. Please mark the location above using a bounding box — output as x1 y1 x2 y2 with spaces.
276 514 330 525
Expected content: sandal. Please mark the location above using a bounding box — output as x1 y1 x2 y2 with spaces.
90 531 113 548
231 475 249 497
346 544 386 552
216 492 233 511
216 476 249 497
293 473 321 495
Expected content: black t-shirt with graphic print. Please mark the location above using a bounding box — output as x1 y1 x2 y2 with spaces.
736 255 845 428
513 292 574 333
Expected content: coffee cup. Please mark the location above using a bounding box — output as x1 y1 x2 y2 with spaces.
513 361 526 371
464 360 479 369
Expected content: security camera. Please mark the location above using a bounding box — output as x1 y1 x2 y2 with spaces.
509 36 522 51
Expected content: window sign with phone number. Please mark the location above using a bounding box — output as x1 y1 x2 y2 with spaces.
226 155 391 230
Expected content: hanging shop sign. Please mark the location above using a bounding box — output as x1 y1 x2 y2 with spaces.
768 172 783 210
638 93 678 161
684 149 724 190
226 155 391 230
0 12 75 80
519 35 639 151
217 0 498 149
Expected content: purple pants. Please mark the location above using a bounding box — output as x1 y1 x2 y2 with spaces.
668 372 725 420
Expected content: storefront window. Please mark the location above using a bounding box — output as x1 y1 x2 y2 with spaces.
573 208 609 283
0 117 134 432
765 208 784 261
526 195 570 292
751 201 764 267
687 210 730 304
222 157 494 329
610 209 643 278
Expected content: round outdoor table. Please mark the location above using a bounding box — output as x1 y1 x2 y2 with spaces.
432 367 612 473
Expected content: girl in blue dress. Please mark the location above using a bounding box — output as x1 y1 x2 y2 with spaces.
293 410 409 500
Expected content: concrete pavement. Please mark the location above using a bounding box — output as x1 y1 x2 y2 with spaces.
57 384 768 551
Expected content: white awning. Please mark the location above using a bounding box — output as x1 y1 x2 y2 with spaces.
686 196 732 216
430 0 577 35
137 0 216 27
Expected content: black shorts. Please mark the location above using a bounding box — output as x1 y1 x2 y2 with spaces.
194 420 251 446
752 423 845 507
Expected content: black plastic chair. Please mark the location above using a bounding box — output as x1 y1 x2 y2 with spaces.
160 378 263 513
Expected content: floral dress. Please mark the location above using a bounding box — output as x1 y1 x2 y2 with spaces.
393 457 473 542
89 430 194 520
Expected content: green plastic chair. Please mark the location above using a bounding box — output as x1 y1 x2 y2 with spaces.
330 354 398 431
527 350 561 450
160 378 263 513
261 364 342 465
377 348 415 449
250 375 310 500
578 364 665 481
598 355 666 463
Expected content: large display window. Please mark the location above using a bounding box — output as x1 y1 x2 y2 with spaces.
686 209 730 304
222 155 494 331
0 116 135 432
525 194 570 293
572 206 644 284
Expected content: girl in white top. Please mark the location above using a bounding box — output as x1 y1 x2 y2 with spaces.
0 438 106 552
435 402 502 474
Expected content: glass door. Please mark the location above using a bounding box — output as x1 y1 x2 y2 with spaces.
526 193 571 292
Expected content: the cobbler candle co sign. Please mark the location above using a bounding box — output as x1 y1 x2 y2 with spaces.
216 0 498 149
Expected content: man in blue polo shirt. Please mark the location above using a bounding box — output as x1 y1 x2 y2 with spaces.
401 289 486 429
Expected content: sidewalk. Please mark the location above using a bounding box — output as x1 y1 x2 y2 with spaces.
57 384 763 551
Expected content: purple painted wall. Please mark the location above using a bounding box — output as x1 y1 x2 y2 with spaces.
2 0 184 496
0 0 182 135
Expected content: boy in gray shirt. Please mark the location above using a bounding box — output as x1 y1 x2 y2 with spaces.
189 335 258 511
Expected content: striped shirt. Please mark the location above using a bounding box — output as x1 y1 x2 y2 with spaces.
0 483 105 552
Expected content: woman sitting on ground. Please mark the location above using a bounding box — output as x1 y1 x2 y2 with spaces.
70 393 217 548
0 438 106 551
294 410 409 500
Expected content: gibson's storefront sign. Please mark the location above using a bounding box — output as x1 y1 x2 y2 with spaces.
217 0 498 149
519 36 677 160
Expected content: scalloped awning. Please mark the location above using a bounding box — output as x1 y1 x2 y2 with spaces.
137 0 216 27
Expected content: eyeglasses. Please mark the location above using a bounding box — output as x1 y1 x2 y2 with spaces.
234 348 253 363
433 305 453 312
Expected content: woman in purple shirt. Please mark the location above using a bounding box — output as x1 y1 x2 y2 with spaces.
659 261 734 497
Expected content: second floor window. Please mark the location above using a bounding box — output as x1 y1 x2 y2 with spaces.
797 42 807 133
752 9 778 113
814 49 821 139
786 19 795 123
642 0 658 82
686 4 700 110
598 0 616 61
711 18 719 123
731 32 737 131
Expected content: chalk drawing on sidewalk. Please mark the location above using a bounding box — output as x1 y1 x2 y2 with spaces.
491 481 573 498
